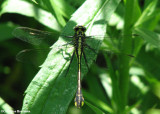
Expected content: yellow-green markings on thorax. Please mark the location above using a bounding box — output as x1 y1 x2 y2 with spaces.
73 25 86 108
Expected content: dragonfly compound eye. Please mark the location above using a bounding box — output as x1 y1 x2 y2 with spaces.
74 25 86 32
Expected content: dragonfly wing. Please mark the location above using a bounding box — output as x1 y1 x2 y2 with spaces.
16 48 50 66
86 34 138 57
16 41 74 66
13 27 55 45
86 34 139 39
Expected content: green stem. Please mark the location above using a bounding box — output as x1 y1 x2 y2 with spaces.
118 0 136 113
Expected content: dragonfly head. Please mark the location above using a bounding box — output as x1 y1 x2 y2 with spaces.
74 25 86 33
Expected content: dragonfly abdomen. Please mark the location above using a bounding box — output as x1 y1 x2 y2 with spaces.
74 69 84 108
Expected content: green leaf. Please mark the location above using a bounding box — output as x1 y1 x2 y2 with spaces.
83 90 113 113
135 0 159 28
0 0 62 32
136 47 160 81
85 101 105 114
151 81 160 99
146 109 160 114
32 0 38 4
104 53 121 112
42 0 75 26
21 0 121 113
0 97 14 114
108 4 126 29
135 28 160 49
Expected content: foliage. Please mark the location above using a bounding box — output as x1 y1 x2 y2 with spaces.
0 0 160 114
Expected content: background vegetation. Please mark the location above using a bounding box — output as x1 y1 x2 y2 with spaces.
0 0 160 114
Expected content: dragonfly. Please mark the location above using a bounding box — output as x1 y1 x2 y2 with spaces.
13 25 99 108
13 25 137 108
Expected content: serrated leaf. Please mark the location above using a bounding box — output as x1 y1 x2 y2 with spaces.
21 0 121 113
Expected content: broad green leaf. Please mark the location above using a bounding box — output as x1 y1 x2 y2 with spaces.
21 0 121 113
0 0 62 32
0 97 14 114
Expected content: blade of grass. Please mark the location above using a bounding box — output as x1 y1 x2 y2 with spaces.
134 0 159 28
42 0 74 26
104 53 120 113
85 101 105 114
83 90 113 113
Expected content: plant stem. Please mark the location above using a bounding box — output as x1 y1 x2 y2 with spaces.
118 0 136 113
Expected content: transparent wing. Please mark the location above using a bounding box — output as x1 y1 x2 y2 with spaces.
13 27 75 65
86 34 139 39
13 27 138 45
85 34 139 57
12 27 56 45
16 42 74 66
16 48 50 65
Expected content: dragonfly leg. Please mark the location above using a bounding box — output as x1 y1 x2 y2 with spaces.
58 41 73 49
83 51 89 71
64 51 75 77
85 44 97 54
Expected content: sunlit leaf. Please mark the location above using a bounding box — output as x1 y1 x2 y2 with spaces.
0 97 14 114
0 0 62 32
